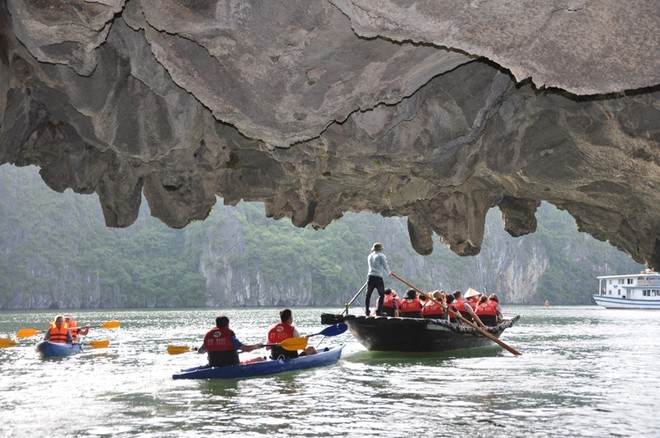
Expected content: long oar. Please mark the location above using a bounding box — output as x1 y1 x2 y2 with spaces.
0 338 17 348
17 320 121 339
343 282 368 315
390 272 521 356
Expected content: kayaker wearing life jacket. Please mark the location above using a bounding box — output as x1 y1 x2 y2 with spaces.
201 316 264 367
399 289 422 318
381 288 400 317
475 294 504 326
64 314 90 343
267 309 317 360
421 291 446 319
44 315 73 344
268 308 300 360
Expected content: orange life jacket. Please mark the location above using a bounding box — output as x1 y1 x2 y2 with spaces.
421 300 445 317
268 322 295 344
475 300 498 316
399 298 422 315
203 327 235 352
67 319 79 336
382 294 398 309
47 325 70 343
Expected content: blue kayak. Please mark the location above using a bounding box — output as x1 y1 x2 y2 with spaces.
172 345 344 380
36 341 83 358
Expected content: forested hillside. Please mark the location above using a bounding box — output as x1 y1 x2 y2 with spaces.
0 164 643 310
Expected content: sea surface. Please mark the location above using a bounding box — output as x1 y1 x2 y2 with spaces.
1 306 658 438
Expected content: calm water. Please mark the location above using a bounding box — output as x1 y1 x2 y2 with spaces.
1 306 659 437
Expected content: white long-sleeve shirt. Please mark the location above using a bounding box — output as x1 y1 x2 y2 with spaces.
367 251 390 278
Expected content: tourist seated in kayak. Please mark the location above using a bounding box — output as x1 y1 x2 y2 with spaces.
64 314 89 344
267 308 317 359
44 315 73 344
475 294 504 326
381 288 400 317
451 291 486 327
398 289 423 318
421 290 447 319
200 316 264 367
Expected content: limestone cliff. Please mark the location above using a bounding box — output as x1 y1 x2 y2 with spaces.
0 1 658 269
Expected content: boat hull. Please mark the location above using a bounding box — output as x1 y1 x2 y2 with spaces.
36 341 83 358
321 314 519 352
592 295 660 309
172 345 344 380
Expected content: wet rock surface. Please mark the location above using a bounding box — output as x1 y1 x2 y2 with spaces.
0 1 658 268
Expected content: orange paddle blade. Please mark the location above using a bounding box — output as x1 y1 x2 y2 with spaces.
279 337 308 351
100 321 120 329
17 328 41 338
167 345 194 355
88 340 110 348
0 338 17 348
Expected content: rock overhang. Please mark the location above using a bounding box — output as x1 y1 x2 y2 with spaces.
0 0 658 268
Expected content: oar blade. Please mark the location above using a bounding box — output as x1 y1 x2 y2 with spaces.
88 340 110 349
100 320 121 329
319 323 348 337
279 337 308 351
0 338 17 348
167 345 193 355
16 328 40 339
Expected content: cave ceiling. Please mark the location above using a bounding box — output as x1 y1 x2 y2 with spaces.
0 0 658 268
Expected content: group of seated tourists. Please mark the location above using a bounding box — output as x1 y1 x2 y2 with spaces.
378 287 503 327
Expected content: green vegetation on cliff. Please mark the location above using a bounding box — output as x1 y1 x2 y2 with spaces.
0 164 643 309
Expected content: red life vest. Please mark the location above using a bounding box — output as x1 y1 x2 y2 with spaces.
421 300 445 317
475 300 498 316
203 327 235 352
268 323 295 344
399 298 422 313
383 294 398 308
467 297 480 309
47 325 70 343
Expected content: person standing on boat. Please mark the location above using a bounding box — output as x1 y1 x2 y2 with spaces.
44 315 73 344
365 242 392 316
201 316 264 367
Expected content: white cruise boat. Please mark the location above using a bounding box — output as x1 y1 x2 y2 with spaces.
593 269 660 309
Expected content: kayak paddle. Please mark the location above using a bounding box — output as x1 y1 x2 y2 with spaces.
264 336 308 351
88 340 110 348
309 323 348 337
17 320 121 338
167 345 197 355
0 338 17 348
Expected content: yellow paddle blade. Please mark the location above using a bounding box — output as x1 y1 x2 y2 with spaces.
0 338 17 348
279 337 308 351
17 328 41 338
88 340 110 348
167 345 194 355
100 320 121 329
